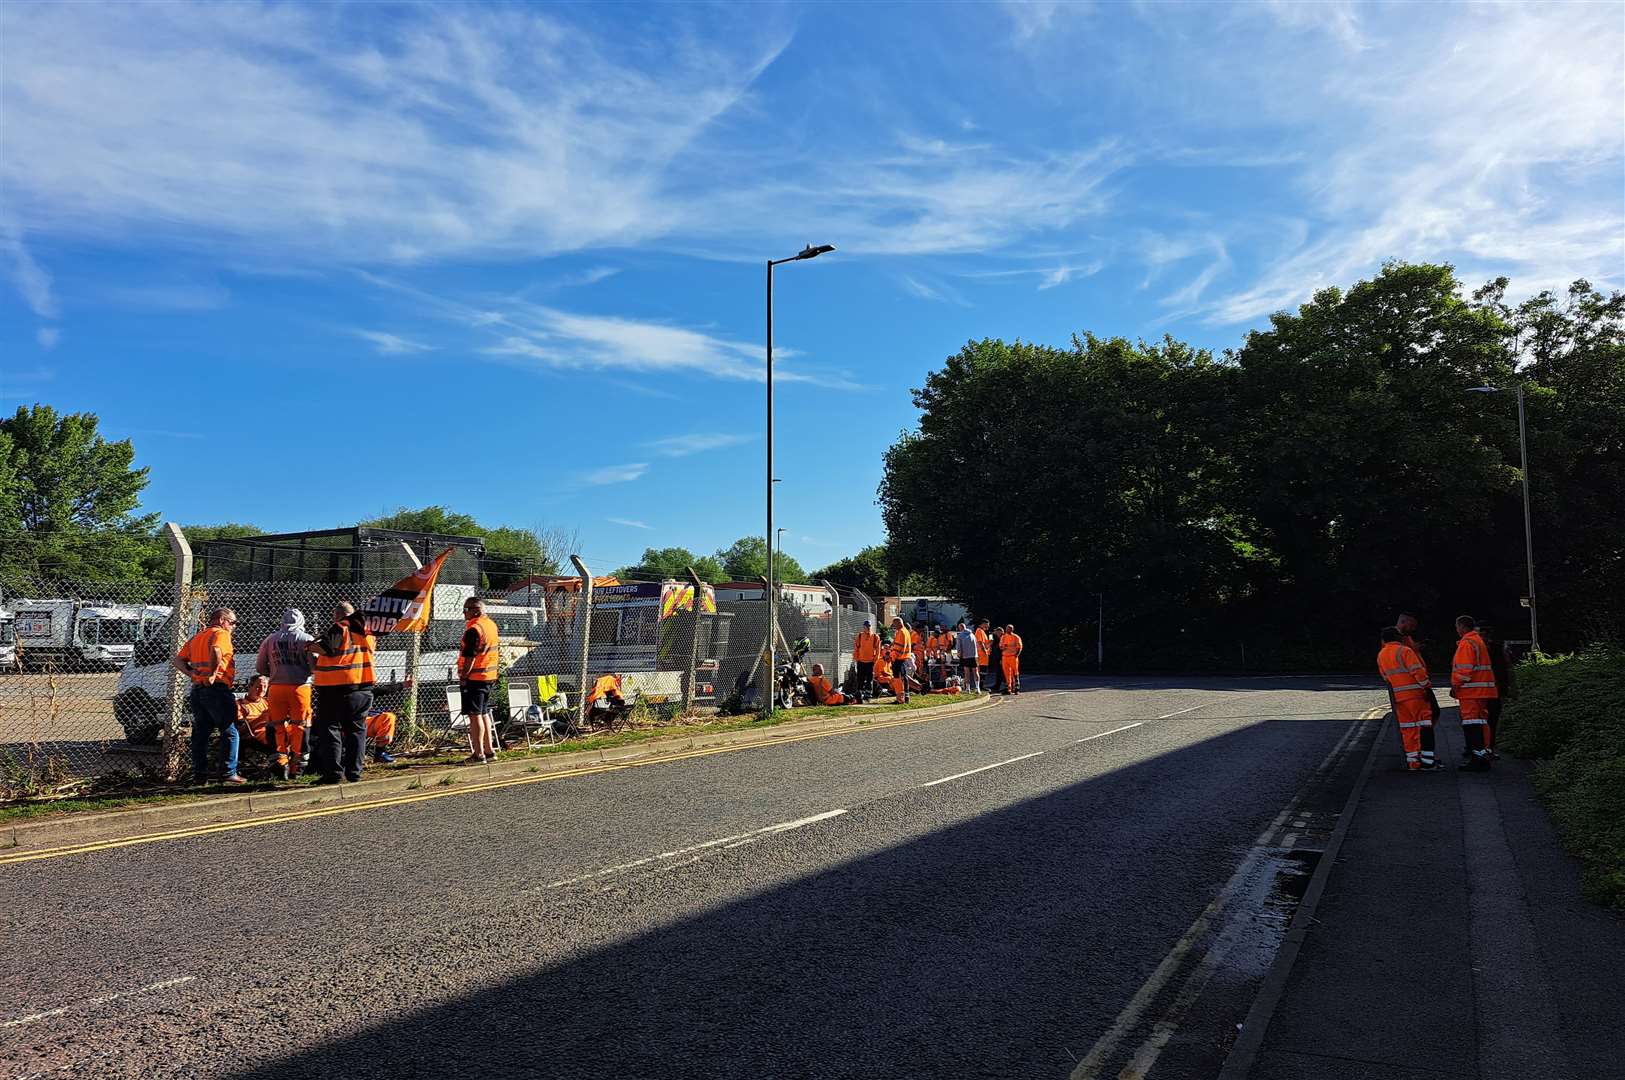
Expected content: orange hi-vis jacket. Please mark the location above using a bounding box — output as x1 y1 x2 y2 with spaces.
974 628 990 665
808 674 842 705
853 630 881 663
459 615 501 683
890 627 913 663
179 626 234 686
313 625 376 689
1378 642 1431 702
1002 633 1024 658
1452 631 1498 699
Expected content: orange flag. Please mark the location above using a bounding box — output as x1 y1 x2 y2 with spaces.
359 550 451 634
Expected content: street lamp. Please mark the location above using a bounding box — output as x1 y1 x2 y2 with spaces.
766 243 834 707
1467 384 1539 652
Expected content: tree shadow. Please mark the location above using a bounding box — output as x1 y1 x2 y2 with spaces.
224 716 1368 1080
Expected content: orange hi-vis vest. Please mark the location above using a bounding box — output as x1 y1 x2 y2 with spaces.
1003 633 1024 658
459 615 500 683
180 626 234 686
974 628 990 665
313 625 376 688
890 627 913 662
808 674 838 704
1452 631 1498 699
1378 642 1431 702
854 630 881 663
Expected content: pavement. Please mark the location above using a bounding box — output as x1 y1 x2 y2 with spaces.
1241 706 1625 1080
0 675 1434 1079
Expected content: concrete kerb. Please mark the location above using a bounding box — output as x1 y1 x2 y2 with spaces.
3 694 997 853
1215 707 1390 1080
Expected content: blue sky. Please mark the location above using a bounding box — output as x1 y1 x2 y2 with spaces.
2 1 1621 574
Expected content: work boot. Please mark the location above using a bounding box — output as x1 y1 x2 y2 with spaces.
279 761 290 782
375 749 395 764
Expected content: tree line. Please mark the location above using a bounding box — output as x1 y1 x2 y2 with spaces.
877 263 1624 670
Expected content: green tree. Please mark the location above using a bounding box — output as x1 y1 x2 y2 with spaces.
361 506 566 589
715 535 806 583
613 546 727 583
0 405 159 581
814 544 892 596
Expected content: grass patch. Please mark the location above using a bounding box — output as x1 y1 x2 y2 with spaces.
1499 648 1625 909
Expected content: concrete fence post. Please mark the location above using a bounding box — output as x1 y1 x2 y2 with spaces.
570 555 594 729
162 523 192 781
684 567 704 712
397 542 423 738
820 579 841 683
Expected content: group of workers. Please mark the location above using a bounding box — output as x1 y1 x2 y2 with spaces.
835 616 1024 705
1377 612 1509 772
175 595 502 785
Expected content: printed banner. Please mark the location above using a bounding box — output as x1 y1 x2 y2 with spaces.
359 549 451 634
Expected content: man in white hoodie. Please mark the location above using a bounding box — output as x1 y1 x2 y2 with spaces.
256 608 315 780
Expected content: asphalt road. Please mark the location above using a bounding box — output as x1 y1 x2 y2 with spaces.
0 676 1385 1080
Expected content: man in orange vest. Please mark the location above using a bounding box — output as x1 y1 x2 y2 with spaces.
307 601 377 784
459 597 502 762
1450 615 1498 771
1378 627 1440 771
807 663 847 705
889 617 914 702
853 620 881 703
1001 624 1023 695
974 620 992 688
874 650 906 704
1395 611 1442 722
173 607 243 785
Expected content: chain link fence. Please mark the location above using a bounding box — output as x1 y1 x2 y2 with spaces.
0 541 880 797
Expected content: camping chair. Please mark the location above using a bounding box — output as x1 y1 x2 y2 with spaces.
444 686 478 756
498 685 559 749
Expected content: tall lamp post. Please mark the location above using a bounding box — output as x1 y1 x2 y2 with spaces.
1468 384 1539 653
766 243 834 707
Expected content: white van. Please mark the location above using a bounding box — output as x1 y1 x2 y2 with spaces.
8 599 171 671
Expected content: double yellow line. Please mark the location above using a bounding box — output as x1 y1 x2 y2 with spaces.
1 709 962 866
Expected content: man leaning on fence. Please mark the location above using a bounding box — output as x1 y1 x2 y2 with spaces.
306 602 376 785
174 607 244 785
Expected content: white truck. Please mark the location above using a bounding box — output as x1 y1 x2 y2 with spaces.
0 610 16 672
7 599 172 671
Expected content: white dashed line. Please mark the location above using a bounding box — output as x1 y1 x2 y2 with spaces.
919 751 1047 788
1 976 196 1028
544 809 847 888
1157 704 1207 719
1074 722 1145 744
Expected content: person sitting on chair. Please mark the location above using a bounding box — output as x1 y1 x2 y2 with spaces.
807 663 847 706
365 709 397 763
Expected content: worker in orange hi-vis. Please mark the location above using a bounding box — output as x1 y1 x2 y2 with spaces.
807 663 847 706
1000 624 1024 695
1377 627 1440 771
974 620 992 683
874 652 906 704
1450 615 1498 771
174 607 243 785
853 620 881 703
889 617 915 702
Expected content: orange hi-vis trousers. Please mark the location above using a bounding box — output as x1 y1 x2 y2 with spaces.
1395 698 1436 770
1001 655 1020 691
265 684 312 770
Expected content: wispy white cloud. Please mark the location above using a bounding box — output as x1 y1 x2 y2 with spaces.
571 267 620 287
1 228 58 318
645 432 757 457
899 275 969 306
98 282 231 312
608 517 652 530
35 327 60 349
580 463 648 486
1260 0 1368 51
354 329 435 355
1002 1 1086 43
1037 262 1103 290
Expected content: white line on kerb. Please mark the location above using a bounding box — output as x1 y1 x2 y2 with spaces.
919 751 1046 788
1075 722 1145 744
1 976 196 1028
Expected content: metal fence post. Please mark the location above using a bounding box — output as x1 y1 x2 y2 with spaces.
570 555 594 730
162 523 192 781
685 566 704 712
820 579 841 683
397 542 423 739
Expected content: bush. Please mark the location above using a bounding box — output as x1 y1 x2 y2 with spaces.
1498 648 1625 908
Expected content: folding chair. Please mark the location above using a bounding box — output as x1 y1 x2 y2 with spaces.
500 686 558 749
444 686 477 756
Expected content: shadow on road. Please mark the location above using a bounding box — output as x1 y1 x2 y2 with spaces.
227 717 1362 1080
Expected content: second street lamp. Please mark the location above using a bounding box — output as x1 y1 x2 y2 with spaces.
1467 383 1539 653
766 244 834 709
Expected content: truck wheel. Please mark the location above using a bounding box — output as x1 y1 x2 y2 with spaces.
114 690 165 746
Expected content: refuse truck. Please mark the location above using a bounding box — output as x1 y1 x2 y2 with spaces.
8 598 172 671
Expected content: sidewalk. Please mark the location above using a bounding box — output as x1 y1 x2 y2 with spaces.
1243 710 1625 1080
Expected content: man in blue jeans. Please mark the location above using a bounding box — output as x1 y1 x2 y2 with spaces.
173 607 244 785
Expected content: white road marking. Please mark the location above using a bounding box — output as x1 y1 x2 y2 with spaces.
544 810 848 888
1156 703 1207 718
1074 722 1144 744
919 751 1046 788
1 976 196 1028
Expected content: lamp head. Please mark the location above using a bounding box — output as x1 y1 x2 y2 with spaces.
1466 385 1500 393
795 244 835 260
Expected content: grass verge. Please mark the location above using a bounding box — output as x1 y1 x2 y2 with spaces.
1498 649 1625 909
0 692 985 824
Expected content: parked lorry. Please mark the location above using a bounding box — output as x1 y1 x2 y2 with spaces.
7 599 172 671
0 610 16 672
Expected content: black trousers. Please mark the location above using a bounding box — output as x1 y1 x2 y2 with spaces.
856 661 875 700
314 687 373 781
985 656 1003 692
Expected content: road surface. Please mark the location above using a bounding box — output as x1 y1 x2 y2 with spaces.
0 676 1384 1079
